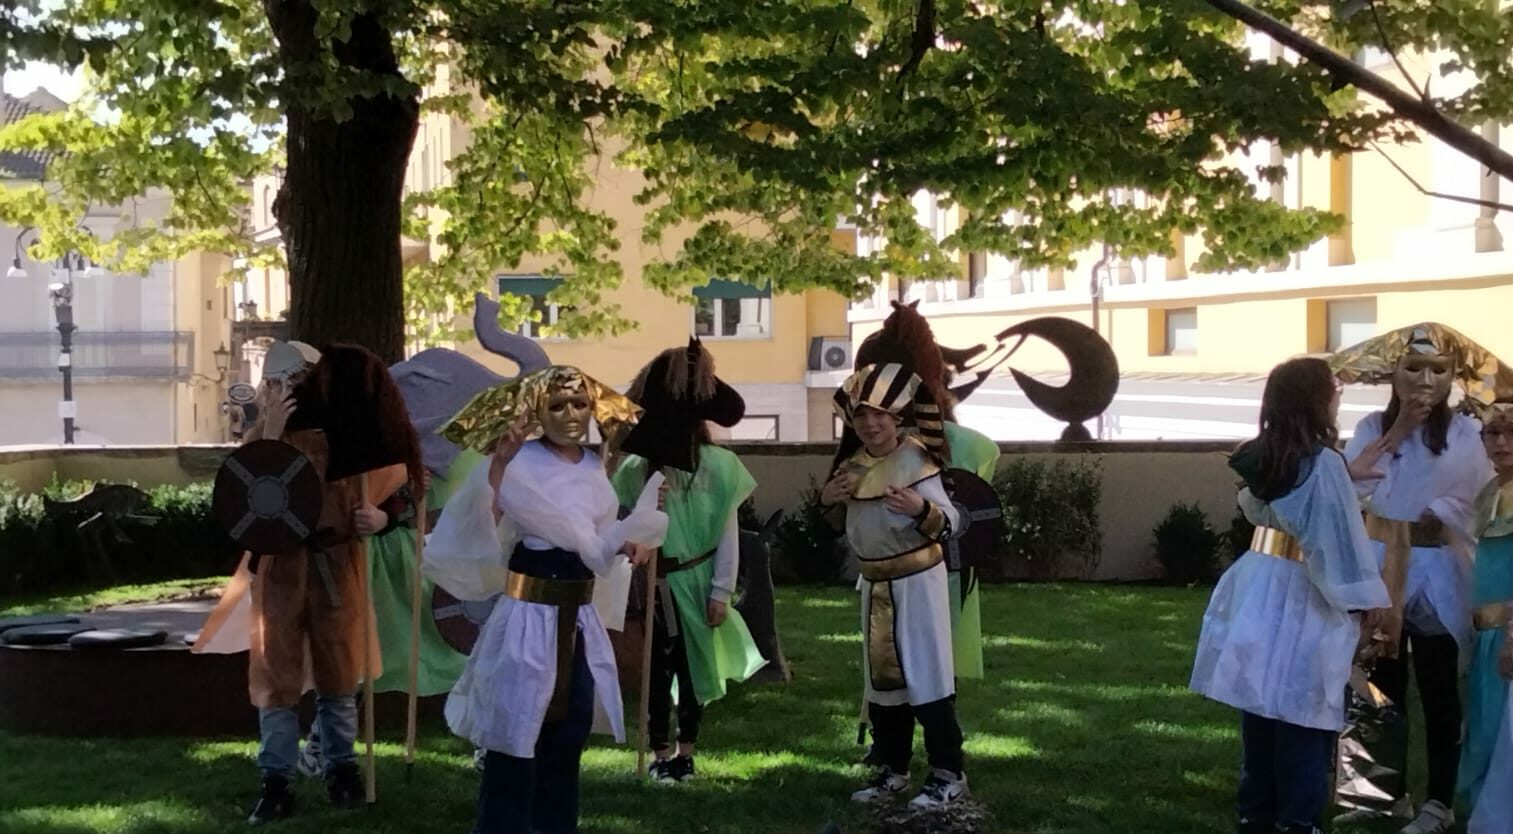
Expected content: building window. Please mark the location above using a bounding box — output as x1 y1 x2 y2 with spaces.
1164 308 1198 355
497 275 569 339
693 278 772 339
1326 297 1376 352
729 415 779 441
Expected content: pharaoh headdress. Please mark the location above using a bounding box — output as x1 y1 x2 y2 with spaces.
620 338 745 473
1328 322 1513 420
831 362 946 471
439 365 641 459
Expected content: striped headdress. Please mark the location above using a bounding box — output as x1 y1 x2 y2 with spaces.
833 362 947 464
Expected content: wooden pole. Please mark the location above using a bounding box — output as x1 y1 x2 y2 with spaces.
361 475 377 804
636 551 659 778
405 494 427 780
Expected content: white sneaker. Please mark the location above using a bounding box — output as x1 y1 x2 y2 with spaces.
851 768 910 803
295 736 324 779
1400 801 1454 834
907 768 969 809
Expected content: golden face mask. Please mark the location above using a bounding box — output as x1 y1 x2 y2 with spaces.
1393 350 1455 406
538 380 593 446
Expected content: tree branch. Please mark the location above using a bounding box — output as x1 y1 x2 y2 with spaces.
1371 142 1513 213
895 0 936 82
1365 0 1427 101
1202 0 1513 183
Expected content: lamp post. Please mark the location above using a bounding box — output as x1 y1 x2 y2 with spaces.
11 228 104 445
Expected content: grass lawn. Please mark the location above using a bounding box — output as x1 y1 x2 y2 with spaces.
0 583 1432 834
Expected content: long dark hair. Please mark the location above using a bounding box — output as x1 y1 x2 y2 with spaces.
1234 357 1340 501
1382 390 1453 455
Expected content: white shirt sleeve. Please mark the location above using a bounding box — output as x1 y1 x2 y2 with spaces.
709 510 740 604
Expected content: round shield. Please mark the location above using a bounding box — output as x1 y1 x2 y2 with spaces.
227 383 258 405
945 468 1004 571
212 439 323 554
432 586 499 654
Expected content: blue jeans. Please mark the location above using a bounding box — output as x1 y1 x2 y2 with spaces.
258 692 358 779
474 633 595 834
1237 711 1335 831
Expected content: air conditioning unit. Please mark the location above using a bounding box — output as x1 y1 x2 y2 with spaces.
808 336 853 371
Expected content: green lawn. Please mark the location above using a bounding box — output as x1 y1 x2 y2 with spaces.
0 584 1429 834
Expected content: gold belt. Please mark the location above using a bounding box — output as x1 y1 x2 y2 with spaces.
1364 514 1444 548
504 572 595 607
1473 601 1510 631
503 571 594 722
1251 527 1303 562
857 544 944 582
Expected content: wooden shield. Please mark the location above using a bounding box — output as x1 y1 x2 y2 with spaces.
432 586 499 654
212 439 323 554
945 468 1004 571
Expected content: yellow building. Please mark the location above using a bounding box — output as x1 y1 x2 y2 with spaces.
241 69 852 442
847 35 1513 440
1 89 233 448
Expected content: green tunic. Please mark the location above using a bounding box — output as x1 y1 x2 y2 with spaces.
613 446 768 704
366 449 483 695
944 421 999 679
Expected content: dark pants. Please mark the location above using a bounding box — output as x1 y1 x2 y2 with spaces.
869 696 964 776
648 591 703 751
474 633 595 834
1368 630 1462 805
1237 711 1335 831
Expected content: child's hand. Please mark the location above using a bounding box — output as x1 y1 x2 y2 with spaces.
623 542 653 566
883 486 925 517
352 502 388 536
706 599 728 627
820 471 857 507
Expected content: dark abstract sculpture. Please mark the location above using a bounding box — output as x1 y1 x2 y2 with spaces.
42 484 159 584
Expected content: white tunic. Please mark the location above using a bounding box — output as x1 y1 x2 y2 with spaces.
844 447 960 708
1190 450 1390 730
1345 412 1490 649
423 441 667 757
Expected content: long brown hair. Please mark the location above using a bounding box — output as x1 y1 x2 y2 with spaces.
1382 390 1453 456
1235 357 1340 501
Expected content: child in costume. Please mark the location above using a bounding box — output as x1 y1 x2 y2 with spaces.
850 301 1000 679
1190 357 1390 834
612 339 768 782
425 365 667 834
1457 400 1513 834
821 362 968 809
1331 324 1496 834
198 343 422 825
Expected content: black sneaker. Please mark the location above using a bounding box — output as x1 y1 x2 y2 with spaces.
667 755 695 782
246 775 295 825
324 762 364 809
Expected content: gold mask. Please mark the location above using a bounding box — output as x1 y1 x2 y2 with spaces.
1392 351 1454 406
538 384 593 446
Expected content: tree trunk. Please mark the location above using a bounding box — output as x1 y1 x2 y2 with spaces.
265 0 419 364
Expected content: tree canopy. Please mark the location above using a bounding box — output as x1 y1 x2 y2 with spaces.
3 0 1511 357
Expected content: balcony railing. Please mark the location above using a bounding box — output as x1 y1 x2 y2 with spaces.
0 331 193 380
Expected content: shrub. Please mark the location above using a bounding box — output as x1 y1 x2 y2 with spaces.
1153 502 1223 585
768 477 846 585
0 479 236 597
989 456 1102 581
1224 506 1256 568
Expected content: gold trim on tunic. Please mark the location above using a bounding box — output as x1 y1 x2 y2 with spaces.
1364 514 1444 548
846 435 941 500
867 580 905 692
503 571 595 721
857 544 944 582
1250 527 1304 562
1473 601 1511 631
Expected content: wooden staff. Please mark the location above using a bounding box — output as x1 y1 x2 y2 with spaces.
636 550 659 778
360 475 378 804
405 493 427 781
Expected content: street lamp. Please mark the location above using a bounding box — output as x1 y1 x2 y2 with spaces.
11 230 105 445
213 342 232 375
